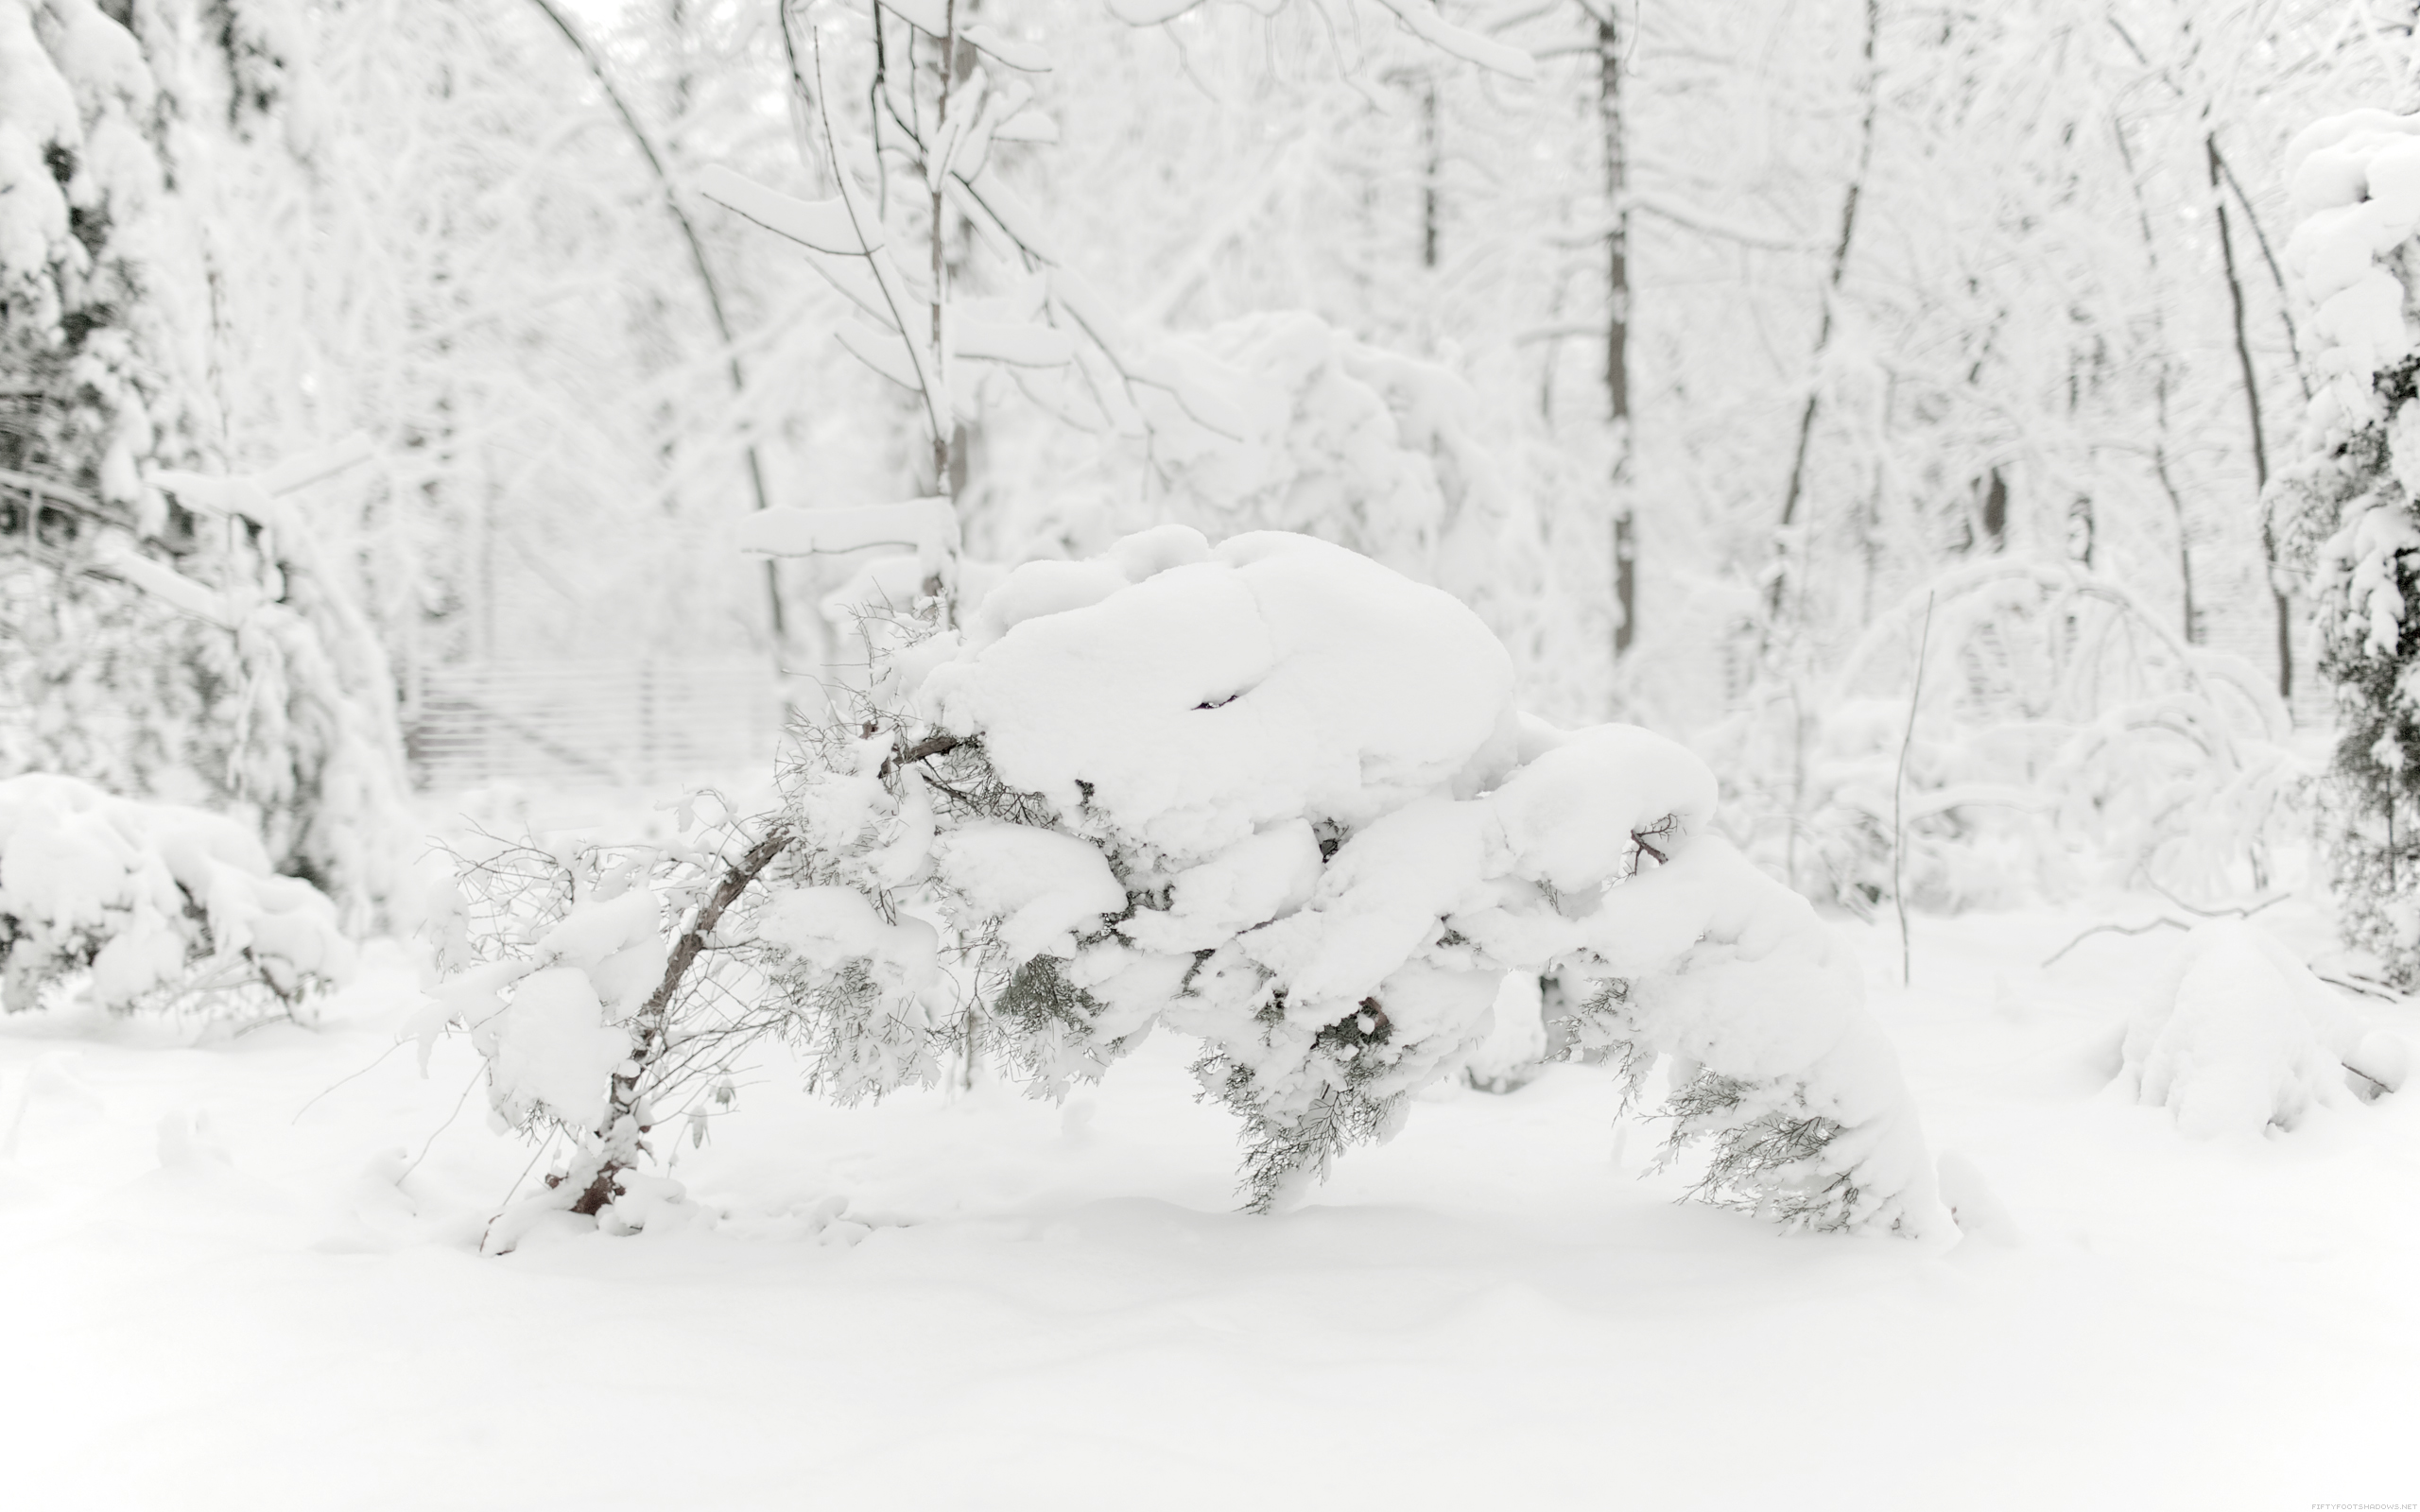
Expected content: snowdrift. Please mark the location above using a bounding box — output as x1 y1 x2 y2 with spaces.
2121 920 2409 1137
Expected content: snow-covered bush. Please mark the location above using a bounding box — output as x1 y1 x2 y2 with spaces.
2120 921 2407 1138
0 773 354 1015
1718 560 2303 913
2273 109 2420 985
425 528 1951 1241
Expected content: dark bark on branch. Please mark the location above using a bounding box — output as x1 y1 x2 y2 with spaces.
881 731 967 781
568 828 790 1215
2211 149 2308 400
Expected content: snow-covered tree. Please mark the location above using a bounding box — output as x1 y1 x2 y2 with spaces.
2 1 409 921
2272 109 2420 985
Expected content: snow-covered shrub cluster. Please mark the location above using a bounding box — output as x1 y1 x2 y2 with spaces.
1717 560 2303 913
0 773 353 1014
2273 108 2420 985
426 528 1950 1240
2120 921 2408 1138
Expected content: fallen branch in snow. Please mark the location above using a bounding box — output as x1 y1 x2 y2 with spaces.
2042 916 2191 968
2045 891 2287 968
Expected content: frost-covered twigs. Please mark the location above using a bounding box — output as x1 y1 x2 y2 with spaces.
419 812 800 1236
0 775 354 1019
1726 558 2305 915
562 826 790 1216
520 0 785 643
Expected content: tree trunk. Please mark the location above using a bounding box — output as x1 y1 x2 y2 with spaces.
1597 11 1636 659
2208 131 2290 702
1769 0 1881 622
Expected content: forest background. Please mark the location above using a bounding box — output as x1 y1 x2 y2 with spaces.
10 0 2397 930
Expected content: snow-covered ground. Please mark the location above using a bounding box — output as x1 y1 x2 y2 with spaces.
2 894 2413 1510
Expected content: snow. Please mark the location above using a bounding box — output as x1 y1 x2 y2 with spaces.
0 774 354 1011
922 530 1519 865
953 315 1076 368
1488 721 1717 893
755 885 947 1024
479 965 626 1129
1462 969 1547 1089
811 527 1941 1230
696 164 884 256
0 0 80 288
1118 819 1322 954
1 900 2412 1508
931 819 1127 962
2121 919 2408 1138
2285 108 2420 436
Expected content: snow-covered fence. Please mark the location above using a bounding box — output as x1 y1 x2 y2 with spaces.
404 660 783 791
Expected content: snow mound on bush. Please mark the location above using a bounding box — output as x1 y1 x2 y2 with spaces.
921 527 1519 865
2122 920 2407 1137
2285 108 2420 440
0 774 354 1011
899 529 1951 1234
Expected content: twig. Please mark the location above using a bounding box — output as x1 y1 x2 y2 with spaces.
2042 916 2189 969
2314 971 2399 1003
2134 873 2286 922
1893 592 1934 987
